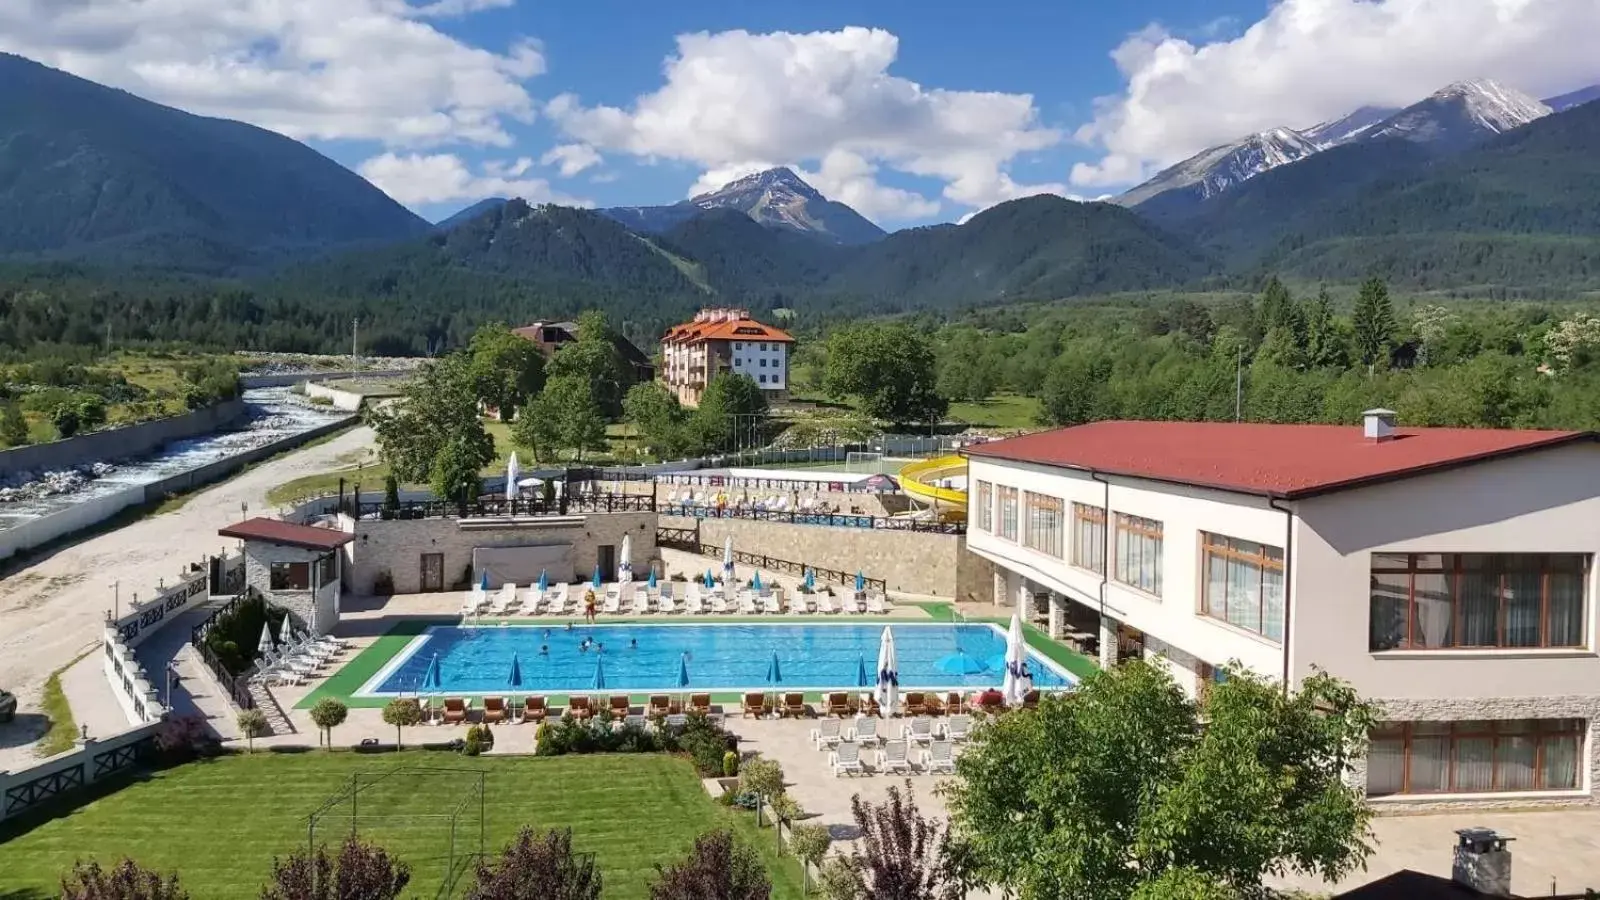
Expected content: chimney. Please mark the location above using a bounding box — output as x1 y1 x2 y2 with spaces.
1362 408 1397 442
1452 828 1513 897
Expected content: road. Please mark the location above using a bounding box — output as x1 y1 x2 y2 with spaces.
0 426 375 771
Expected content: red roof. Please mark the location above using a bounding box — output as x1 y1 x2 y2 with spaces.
663 317 794 345
219 518 354 551
965 420 1595 499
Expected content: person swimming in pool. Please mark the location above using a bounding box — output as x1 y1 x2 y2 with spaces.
540 644 549 655
629 638 637 650
565 622 573 632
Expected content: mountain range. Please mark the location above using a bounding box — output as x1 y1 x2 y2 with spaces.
2 51 1600 356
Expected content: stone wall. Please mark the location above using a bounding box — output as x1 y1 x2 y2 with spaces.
0 398 248 479
341 511 657 595
682 515 963 597
244 542 341 633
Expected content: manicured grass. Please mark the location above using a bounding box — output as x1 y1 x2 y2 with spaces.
34 666 79 758
0 752 803 900
947 393 1041 430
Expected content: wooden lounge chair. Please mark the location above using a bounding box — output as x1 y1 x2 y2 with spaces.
1022 689 1040 710
829 741 864 777
648 695 672 717
609 695 631 718
523 696 547 724
442 697 469 725
742 692 767 718
569 696 594 721
943 691 966 715
902 692 927 717
826 691 851 717
688 693 712 716
863 695 883 718
924 693 945 716
483 697 507 724
783 692 807 718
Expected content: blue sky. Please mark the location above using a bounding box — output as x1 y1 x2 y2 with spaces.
3 0 1596 227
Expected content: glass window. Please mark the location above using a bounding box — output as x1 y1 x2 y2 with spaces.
998 487 1019 541
1113 513 1163 596
760 358 768 367
733 342 742 350
1368 553 1590 651
1071 503 1106 574
759 342 767 351
974 481 993 532
1023 492 1064 558
269 561 310 591
1200 534 1285 642
759 374 767 384
1366 719 1586 796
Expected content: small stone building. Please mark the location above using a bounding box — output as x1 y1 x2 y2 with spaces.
220 517 354 634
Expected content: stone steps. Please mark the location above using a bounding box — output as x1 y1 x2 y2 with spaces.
246 681 295 735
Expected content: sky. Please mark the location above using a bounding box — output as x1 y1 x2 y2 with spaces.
3 0 1598 226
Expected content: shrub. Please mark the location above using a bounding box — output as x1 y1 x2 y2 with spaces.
77 395 108 431
53 403 81 438
381 474 401 520
649 830 769 900
788 824 833 893
60 858 189 899
202 593 286 677
464 732 484 757
310 698 348 747
1 401 30 447
381 699 422 749
532 711 735 775
722 751 740 777
466 826 601 900
739 757 784 809
237 709 268 752
262 834 410 900
155 715 219 764
815 858 862 900
845 782 960 900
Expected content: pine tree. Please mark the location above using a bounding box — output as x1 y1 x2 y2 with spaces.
0 401 28 447
1351 277 1396 370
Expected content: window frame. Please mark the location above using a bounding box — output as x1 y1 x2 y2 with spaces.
997 486 1019 541
1368 552 1591 651
973 481 993 533
1113 513 1163 596
269 561 311 591
1366 719 1586 797
1022 491 1065 559
1200 533 1286 642
1070 503 1106 575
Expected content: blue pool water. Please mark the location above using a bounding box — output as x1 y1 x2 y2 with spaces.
362 623 1073 696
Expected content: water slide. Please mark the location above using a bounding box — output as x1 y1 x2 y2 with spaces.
897 456 968 522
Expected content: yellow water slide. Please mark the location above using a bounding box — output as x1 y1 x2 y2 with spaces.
898 455 968 522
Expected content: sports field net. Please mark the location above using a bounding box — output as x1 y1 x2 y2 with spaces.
844 451 884 474
305 767 485 898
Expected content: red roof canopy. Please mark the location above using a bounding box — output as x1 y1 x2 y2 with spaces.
219 517 354 551
965 420 1595 499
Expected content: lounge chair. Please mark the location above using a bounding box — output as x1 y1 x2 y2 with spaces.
603 592 622 614
685 583 702 612
442 697 469 725
903 716 935 746
689 693 712 715
847 716 881 747
829 741 864 777
922 740 956 775
648 695 672 717
923 693 946 716
742 692 767 718
902 692 927 717
738 593 758 615
664 713 688 731
569 696 594 721
866 594 888 614
810 717 843 749
483 696 508 724
1022 689 1040 710
549 584 570 613
762 594 782 614
629 588 650 615
622 714 649 731
879 739 913 775
943 691 966 715
826 691 851 717
783 692 808 718
521 587 545 615
523 696 547 724
816 592 838 614
658 590 677 615
944 714 972 742
609 695 631 718
710 591 729 614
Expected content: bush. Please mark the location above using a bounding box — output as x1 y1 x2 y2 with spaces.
53 403 81 438
237 709 268 752
262 834 410 900
531 711 737 776
1 401 30 447
650 830 770 900
722 751 740 777
155 715 219 764
61 858 189 899
202 594 287 677
466 826 601 900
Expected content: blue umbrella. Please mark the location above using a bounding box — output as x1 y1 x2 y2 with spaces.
855 654 872 688
648 568 658 589
752 570 763 592
480 571 490 591
591 654 607 690
422 653 441 690
677 655 691 689
855 571 866 592
592 565 603 588
507 652 523 689
537 569 548 592
805 568 816 591
705 569 715 588
765 651 783 685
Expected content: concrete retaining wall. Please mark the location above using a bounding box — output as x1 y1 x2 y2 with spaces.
0 719 164 824
303 382 365 411
0 399 248 479
239 369 410 389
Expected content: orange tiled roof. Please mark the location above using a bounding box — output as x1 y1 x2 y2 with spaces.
663 317 794 345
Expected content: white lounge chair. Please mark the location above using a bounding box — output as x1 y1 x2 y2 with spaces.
603 592 622 614
465 586 488 613
810 717 843 749
829 741 864 777
922 740 955 775
549 584 570 613
867 593 888 615
521 587 544 615
658 590 677 615
710 590 729 614
944 714 973 742
738 593 758 615
816 593 837 614
762 594 782 614
903 716 935 746
847 716 881 747
879 740 913 775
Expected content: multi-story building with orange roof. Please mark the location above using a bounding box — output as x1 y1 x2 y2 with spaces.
661 308 794 407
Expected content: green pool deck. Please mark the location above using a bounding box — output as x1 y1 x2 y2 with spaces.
297 602 1099 709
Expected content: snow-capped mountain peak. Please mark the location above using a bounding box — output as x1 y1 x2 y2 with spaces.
692 167 823 206
1116 127 1319 207
1301 105 1400 148
597 166 885 245
1362 78 1550 149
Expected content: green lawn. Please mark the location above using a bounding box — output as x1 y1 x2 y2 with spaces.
947 394 1041 429
0 752 803 900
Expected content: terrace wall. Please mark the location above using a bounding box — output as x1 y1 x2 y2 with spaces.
0 398 247 479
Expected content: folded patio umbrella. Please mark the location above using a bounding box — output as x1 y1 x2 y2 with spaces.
722 536 735 582
765 651 782 718
855 571 866 593
480 571 490 591
619 535 633 584
752 570 763 592
257 622 274 658
505 452 520 502
805 568 815 591
677 654 691 710
277 614 294 648
508 652 523 689
592 654 607 691
856 653 872 709
538 569 548 592
1002 608 1033 707
592 565 602 589
875 627 899 713
422 653 441 691
647 568 658 590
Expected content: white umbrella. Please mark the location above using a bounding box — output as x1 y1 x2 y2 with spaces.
722 535 735 584
257 622 275 659
618 534 633 584
277 613 294 648
875 626 899 714
1001 608 1032 706
505 452 520 502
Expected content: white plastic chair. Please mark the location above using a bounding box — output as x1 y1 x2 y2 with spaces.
902 716 935 746
829 741 864 777
922 740 955 775
944 714 973 742
879 740 913 775
810 717 843 749
847 716 880 747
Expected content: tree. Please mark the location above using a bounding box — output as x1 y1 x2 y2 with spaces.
942 661 1375 900
1302 287 1348 369
466 826 602 900
309 698 348 748
367 354 493 487
431 431 489 511
840 782 960 900
788 824 833 894
236 709 268 753
738 756 785 828
1039 352 1113 426
381 698 422 749
822 323 948 425
1351 277 1396 370
547 311 630 419
649 830 770 900
692 373 769 454
1256 276 1300 340
624 381 689 459
77 394 108 431
262 834 411 900
61 858 189 899
467 323 546 419
0 401 28 447
381 474 401 519
935 335 1001 403
53 402 81 438
526 374 607 462
1411 304 1456 368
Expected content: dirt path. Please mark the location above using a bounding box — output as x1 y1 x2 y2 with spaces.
0 426 374 770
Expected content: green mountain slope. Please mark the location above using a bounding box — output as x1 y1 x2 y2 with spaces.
655 208 848 304
0 53 429 270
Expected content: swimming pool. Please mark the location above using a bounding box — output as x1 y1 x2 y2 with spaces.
358 623 1074 697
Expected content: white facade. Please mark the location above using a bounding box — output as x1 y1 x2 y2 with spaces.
966 440 1600 810
660 308 793 407
728 339 787 390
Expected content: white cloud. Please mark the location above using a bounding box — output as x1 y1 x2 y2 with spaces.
359 152 591 207
0 0 543 148
1073 0 1600 188
799 150 941 221
546 27 1064 220
540 143 603 177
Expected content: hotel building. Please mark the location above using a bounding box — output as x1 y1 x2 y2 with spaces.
964 411 1600 810
661 308 794 407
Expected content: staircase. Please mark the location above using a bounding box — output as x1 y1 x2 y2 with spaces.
246 680 296 736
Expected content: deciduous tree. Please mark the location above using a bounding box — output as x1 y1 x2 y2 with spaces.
61 858 189 900
648 830 769 900
623 381 690 459
381 698 422 749
844 782 961 900
526 374 607 462
467 323 546 419
261 834 411 900
692 373 768 453
466 826 602 900
367 354 493 489
548 311 630 419
309 698 348 748
822 323 947 425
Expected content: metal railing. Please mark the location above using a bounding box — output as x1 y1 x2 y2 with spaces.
656 530 888 594
340 491 655 521
660 504 964 534
190 594 256 711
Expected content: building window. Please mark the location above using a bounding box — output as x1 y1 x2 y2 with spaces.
974 481 993 532
1113 513 1163 596
316 555 337 587
1023 492 1064 558
760 358 768 367
1367 719 1584 796
270 561 311 591
759 374 767 384
734 342 742 350
1201 533 1285 641
997 486 1019 541
1368 553 1590 651
1071 503 1106 574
